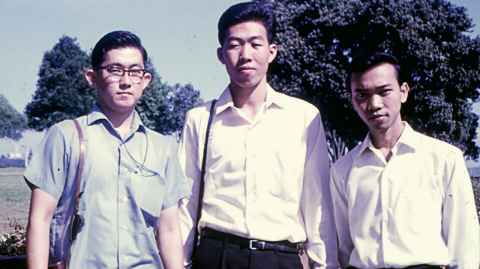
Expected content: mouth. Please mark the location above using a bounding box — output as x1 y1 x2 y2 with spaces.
368 114 386 121
117 92 133 96
238 66 255 72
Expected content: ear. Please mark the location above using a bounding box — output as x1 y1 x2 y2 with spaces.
85 69 97 87
400 82 410 103
267 43 278 63
141 72 152 90
217 47 225 65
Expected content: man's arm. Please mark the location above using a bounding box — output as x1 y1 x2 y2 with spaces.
330 166 354 268
157 206 184 269
26 186 58 269
441 149 480 269
301 112 338 269
178 110 202 266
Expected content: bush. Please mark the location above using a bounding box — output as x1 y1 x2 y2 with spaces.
0 222 26 256
472 177 480 217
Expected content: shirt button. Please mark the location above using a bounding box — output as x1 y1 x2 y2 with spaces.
119 195 128 203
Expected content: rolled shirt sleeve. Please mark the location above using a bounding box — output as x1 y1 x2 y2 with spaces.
24 124 70 200
330 163 354 268
162 137 190 210
178 109 202 264
301 112 339 269
441 148 480 269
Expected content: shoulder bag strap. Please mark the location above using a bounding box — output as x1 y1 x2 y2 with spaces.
72 119 85 212
52 119 85 268
192 100 217 252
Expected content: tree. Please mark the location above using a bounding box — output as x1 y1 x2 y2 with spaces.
25 36 95 131
136 66 202 136
0 94 26 140
25 36 201 135
266 0 480 159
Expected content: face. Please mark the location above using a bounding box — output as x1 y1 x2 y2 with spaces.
85 47 151 115
217 20 277 92
350 63 409 134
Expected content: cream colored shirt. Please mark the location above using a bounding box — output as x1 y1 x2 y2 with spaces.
330 123 479 269
179 85 337 268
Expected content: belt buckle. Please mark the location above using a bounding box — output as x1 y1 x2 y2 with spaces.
249 239 265 250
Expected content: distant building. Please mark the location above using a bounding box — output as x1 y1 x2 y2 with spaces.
0 129 44 161
469 166 480 178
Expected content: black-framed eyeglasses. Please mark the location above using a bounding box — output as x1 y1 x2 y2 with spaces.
98 64 149 84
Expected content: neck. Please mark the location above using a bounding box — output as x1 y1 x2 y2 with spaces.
99 104 135 137
230 79 268 107
370 121 405 159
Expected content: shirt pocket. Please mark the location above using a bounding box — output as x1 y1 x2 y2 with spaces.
131 170 166 226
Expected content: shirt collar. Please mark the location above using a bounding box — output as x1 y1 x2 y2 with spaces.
214 84 286 115
86 104 146 133
353 122 417 161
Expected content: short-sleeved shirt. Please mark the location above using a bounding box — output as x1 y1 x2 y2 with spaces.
24 106 187 268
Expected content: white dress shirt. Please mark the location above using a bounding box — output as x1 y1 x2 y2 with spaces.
330 123 479 269
179 85 338 268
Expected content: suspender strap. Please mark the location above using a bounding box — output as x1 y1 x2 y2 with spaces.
192 100 217 253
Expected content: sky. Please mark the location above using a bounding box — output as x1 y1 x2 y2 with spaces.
1 0 480 160
1 0 479 112
0 0 242 112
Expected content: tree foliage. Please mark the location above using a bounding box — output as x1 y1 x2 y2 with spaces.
136 65 202 136
25 36 201 135
25 36 95 131
0 94 26 140
266 0 480 159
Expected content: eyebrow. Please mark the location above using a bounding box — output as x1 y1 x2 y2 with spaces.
226 35 266 42
354 84 392 92
107 63 144 69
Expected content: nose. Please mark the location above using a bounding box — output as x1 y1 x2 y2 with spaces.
118 72 132 89
367 95 382 111
118 72 132 90
239 44 253 61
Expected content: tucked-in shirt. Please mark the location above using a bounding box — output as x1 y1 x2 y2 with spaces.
24 107 187 269
330 123 480 269
179 85 337 268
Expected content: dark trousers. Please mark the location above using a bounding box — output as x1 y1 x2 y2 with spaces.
192 237 304 269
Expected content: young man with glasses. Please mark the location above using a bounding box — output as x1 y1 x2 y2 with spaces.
179 2 337 269
25 31 186 269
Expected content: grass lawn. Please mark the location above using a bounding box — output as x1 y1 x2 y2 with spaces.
0 168 479 235
0 168 30 234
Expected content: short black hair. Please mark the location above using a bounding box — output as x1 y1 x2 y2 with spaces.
348 52 403 89
217 1 275 46
91 30 148 70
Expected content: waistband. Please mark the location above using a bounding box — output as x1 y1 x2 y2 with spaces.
201 228 304 254
347 264 447 269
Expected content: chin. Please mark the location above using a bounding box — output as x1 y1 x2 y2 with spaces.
233 80 261 90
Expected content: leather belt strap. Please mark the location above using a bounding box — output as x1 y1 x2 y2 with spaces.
201 228 303 253
347 265 447 269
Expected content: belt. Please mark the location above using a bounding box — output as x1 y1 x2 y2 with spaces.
201 228 303 253
347 265 446 269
